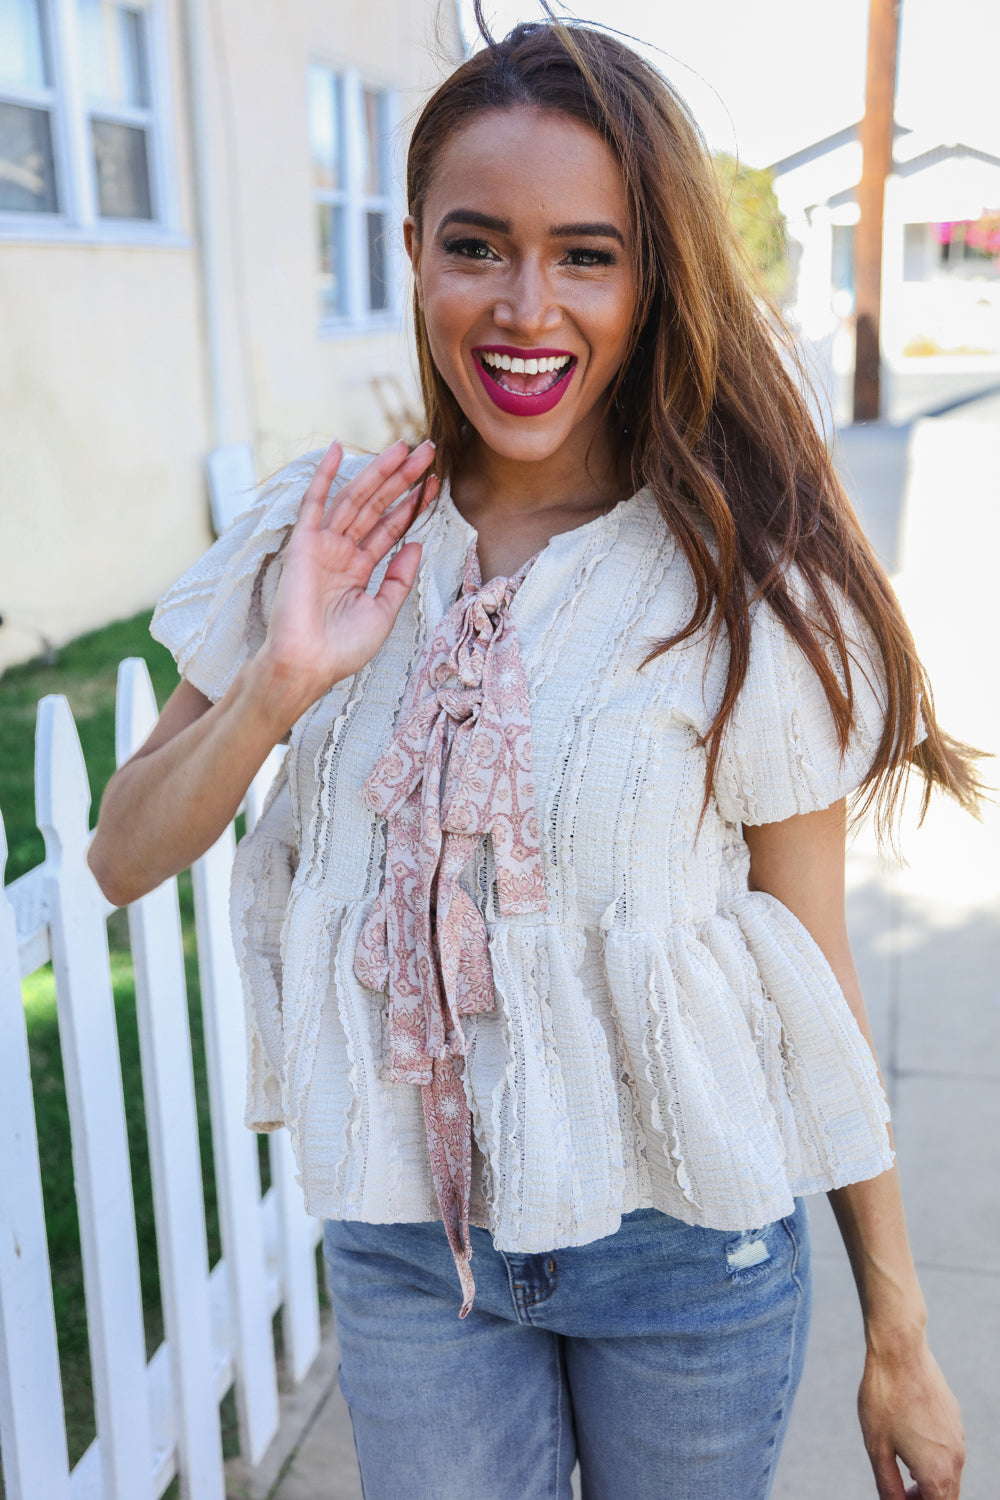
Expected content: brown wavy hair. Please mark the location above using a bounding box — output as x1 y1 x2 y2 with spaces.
406 9 983 838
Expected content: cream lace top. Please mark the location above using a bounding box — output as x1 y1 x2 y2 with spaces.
151 451 894 1266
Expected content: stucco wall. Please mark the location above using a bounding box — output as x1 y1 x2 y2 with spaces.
0 243 212 667
0 0 462 673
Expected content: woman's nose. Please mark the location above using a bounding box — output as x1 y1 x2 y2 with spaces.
492 263 560 336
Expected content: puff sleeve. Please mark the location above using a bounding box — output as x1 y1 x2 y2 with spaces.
713 581 891 827
150 449 371 700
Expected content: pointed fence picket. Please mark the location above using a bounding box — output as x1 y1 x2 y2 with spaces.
0 816 72 1500
38 694 155 1500
242 747 322 1387
191 825 280 1465
0 662 326 1500
115 661 225 1498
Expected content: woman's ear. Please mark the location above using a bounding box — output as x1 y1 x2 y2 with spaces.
403 216 421 300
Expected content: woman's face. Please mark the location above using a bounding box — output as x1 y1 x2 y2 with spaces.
405 107 638 470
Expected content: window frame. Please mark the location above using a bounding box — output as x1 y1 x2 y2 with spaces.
308 59 402 337
0 0 182 244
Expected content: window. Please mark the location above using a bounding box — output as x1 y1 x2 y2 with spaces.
79 0 154 218
308 63 396 329
0 0 175 236
0 0 59 213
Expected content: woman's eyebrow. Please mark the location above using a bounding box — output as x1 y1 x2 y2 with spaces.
436 209 511 236
550 221 625 244
435 210 625 246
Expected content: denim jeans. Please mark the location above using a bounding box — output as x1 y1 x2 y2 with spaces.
323 1200 811 1500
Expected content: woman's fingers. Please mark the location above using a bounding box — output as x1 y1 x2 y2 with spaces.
324 439 436 541
868 1444 908 1500
370 540 424 626
358 474 439 561
295 439 344 529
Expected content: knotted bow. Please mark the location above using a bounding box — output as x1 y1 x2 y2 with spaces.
355 543 547 1315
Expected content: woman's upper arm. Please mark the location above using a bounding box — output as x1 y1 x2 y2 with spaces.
741 799 855 981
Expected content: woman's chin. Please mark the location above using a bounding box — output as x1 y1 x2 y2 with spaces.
458 397 608 469
468 426 576 466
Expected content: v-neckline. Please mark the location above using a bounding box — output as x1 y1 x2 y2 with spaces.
437 481 647 584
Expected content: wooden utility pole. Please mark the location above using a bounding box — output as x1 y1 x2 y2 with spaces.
853 0 902 422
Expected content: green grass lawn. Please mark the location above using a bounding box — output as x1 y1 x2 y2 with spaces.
1 611 295 1494
0 611 182 886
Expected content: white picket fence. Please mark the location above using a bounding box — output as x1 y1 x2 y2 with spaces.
0 658 325 1500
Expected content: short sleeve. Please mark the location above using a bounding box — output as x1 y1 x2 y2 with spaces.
714 582 891 827
150 449 371 702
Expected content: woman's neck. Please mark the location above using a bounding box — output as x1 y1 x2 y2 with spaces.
450 427 631 580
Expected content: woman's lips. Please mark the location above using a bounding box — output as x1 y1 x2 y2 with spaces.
472 346 577 417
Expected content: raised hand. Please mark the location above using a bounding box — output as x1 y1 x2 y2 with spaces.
254 437 439 728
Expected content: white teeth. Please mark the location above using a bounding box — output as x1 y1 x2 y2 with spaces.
478 351 573 376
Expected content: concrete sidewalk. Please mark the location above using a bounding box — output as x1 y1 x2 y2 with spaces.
230 396 1000 1500
776 392 1000 1498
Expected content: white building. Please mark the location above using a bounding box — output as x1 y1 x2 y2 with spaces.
0 0 463 671
770 123 1000 370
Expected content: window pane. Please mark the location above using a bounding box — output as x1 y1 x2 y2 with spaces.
360 88 385 196
307 66 341 192
91 117 151 217
318 202 346 317
0 99 58 211
118 6 149 107
366 210 389 312
78 0 150 109
0 0 49 90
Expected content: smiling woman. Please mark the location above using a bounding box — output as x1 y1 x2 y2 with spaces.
87 9 977 1500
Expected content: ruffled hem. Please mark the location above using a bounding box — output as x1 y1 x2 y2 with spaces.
230 848 892 1244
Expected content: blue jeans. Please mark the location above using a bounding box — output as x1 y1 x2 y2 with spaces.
323 1200 812 1500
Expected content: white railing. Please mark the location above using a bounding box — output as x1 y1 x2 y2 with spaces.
0 657 323 1500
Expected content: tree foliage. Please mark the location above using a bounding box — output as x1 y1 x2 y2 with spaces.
713 153 790 303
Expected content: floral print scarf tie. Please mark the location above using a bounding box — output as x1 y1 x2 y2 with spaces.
355 543 547 1316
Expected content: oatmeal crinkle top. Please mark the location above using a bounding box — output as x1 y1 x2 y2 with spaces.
151 452 897 1255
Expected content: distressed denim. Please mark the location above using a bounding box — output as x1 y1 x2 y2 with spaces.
323 1199 812 1500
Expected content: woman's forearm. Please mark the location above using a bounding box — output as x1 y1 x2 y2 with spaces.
87 658 300 906
744 806 964 1494
828 1166 926 1349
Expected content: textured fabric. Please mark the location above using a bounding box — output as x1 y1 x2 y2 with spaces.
151 450 896 1266
354 542 546 1315
323 1202 811 1499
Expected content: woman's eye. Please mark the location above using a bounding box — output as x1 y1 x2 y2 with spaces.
442 237 497 260
565 247 617 268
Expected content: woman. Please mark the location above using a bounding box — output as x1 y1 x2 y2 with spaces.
89 15 977 1499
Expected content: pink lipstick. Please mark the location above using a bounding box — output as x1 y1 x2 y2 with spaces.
472 344 577 417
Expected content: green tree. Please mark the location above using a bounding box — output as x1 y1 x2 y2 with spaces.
713 153 790 304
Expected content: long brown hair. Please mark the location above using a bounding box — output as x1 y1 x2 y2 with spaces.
407 11 983 838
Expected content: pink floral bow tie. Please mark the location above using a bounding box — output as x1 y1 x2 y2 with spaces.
355 542 547 1315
